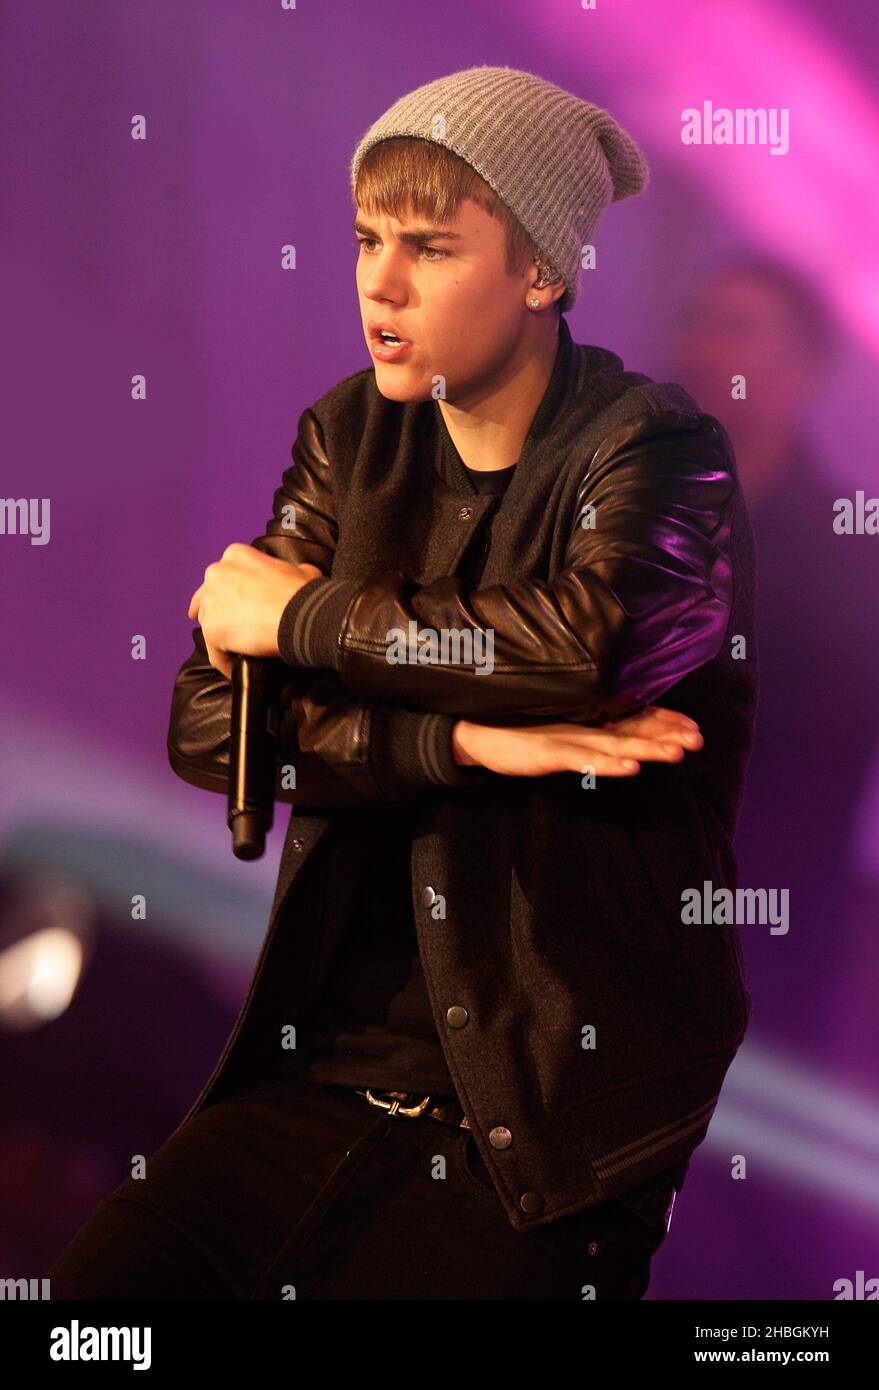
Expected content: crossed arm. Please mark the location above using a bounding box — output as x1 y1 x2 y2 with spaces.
167 408 495 812
272 405 735 721
168 402 735 811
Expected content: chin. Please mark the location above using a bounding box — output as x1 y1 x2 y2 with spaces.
373 369 432 404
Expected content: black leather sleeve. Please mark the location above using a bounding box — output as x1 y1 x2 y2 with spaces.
277 405 737 723
166 407 492 809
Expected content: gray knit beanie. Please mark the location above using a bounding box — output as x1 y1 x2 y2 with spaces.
349 65 650 312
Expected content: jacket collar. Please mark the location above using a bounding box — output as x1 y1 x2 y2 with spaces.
433 314 578 496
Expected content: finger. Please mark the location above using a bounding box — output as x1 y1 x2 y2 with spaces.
569 729 701 759
511 721 688 753
649 723 703 751
604 717 702 748
187 584 204 620
574 754 641 777
204 636 232 682
634 706 700 730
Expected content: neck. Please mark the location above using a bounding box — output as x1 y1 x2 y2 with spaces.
436 318 561 471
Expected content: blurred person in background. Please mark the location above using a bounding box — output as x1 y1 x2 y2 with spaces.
668 258 879 1079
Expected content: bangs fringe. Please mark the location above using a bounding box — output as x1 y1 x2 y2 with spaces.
353 137 538 280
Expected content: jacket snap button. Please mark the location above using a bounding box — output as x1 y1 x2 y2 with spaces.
457 505 473 521
291 838 303 851
419 886 437 907
488 1126 512 1149
446 1005 469 1028
519 1192 545 1215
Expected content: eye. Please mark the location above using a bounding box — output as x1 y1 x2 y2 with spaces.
355 237 448 262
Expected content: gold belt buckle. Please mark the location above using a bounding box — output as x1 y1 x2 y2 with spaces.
356 1088 432 1118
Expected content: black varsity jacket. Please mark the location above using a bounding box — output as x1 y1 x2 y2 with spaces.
165 314 757 1232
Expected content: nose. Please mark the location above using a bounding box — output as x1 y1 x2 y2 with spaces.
359 246 408 304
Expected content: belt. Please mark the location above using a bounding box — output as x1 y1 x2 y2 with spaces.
355 1088 470 1129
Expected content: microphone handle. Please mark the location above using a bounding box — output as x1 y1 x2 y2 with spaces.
228 655 280 860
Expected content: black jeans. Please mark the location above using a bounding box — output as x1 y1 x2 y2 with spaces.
47 1074 681 1300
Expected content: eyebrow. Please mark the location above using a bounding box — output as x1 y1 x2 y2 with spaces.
354 219 463 243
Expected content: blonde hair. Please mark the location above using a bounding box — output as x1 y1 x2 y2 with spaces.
353 136 557 302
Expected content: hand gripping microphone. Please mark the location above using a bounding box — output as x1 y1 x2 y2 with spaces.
227 653 282 860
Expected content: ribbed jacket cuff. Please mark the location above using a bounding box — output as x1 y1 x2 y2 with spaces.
277 576 362 671
369 707 493 795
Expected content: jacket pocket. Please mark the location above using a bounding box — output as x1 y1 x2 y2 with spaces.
508 781 744 1116
623 762 751 1047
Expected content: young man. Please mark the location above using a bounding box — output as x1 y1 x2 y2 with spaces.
49 66 756 1301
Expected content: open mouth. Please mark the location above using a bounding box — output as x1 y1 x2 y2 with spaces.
370 329 413 361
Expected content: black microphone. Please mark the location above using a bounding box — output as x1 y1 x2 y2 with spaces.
227 654 281 860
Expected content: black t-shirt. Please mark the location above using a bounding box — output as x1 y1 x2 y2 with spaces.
463 463 519 494
296 459 517 1096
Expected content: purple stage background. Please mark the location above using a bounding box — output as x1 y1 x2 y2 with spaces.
2 0 878 1299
